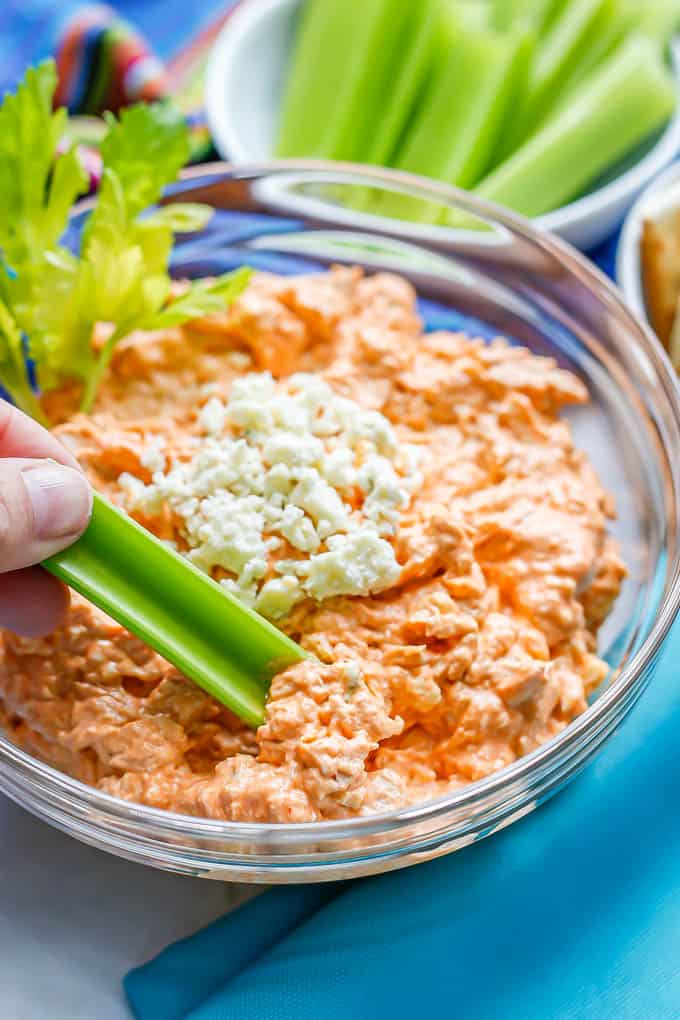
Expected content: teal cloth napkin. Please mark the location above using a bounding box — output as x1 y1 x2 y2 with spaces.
125 620 680 1020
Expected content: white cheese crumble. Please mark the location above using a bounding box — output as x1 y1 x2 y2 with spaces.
119 372 422 618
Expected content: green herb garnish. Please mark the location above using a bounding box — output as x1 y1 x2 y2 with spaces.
0 60 250 422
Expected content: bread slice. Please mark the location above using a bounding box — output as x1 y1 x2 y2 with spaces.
640 210 680 349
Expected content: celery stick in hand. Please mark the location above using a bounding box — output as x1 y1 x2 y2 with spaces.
476 35 676 217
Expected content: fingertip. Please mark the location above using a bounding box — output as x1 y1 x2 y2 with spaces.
0 399 81 471
0 567 70 638
22 462 93 541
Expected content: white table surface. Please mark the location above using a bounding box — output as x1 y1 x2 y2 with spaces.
0 795 246 1019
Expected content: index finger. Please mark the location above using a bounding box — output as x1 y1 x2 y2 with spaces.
0 400 81 470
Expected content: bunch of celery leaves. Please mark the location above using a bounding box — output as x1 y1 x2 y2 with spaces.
0 60 249 424
277 0 679 220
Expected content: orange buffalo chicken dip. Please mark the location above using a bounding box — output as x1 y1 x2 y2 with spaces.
0 268 625 822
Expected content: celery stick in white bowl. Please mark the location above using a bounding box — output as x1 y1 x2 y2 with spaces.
205 0 680 251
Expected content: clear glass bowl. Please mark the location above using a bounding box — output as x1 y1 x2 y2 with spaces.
1 163 679 882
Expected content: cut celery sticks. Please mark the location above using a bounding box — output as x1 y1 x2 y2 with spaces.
389 23 526 206
625 0 680 48
486 27 537 168
550 0 635 112
320 0 419 162
348 0 444 213
364 0 497 171
501 0 610 153
276 0 414 159
276 1 361 157
492 0 565 31
278 0 497 166
361 0 443 169
43 493 307 727
476 36 676 217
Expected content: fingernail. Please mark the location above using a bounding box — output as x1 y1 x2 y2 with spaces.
22 464 92 540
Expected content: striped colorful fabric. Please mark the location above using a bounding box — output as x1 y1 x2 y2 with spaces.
54 5 168 114
0 1 241 164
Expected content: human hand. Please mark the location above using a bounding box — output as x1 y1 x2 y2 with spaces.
0 400 92 637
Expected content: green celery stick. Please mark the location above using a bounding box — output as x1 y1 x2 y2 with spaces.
276 0 363 157
475 35 676 217
348 0 445 213
327 0 502 165
486 27 537 168
451 1 493 31
549 0 636 112
502 0 610 152
623 0 680 48
360 0 494 174
321 0 421 162
43 493 307 727
382 23 525 223
492 0 564 31
362 0 444 169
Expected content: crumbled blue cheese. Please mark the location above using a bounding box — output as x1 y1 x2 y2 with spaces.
341 660 364 698
280 532 401 600
198 396 227 436
120 372 421 618
138 435 167 473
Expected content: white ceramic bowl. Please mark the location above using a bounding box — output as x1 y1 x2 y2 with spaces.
205 0 680 251
617 159 680 329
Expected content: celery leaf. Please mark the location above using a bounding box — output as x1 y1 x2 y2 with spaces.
0 61 87 269
0 65 251 420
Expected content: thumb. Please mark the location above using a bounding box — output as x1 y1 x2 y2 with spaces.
0 459 92 572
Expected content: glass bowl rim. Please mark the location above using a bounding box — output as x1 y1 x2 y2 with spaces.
2 158 679 845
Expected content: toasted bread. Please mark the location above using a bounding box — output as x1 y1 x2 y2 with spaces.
640 210 680 349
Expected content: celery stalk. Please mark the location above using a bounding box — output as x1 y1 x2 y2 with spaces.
493 0 564 31
392 24 525 196
502 0 610 152
44 494 308 727
476 36 676 217
550 0 635 111
276 1 362 157
321 0 420 162
486 27 537 167
362 0 443 168
624 0 680 48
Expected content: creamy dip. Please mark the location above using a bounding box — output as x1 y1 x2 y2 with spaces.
0 268 625 821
